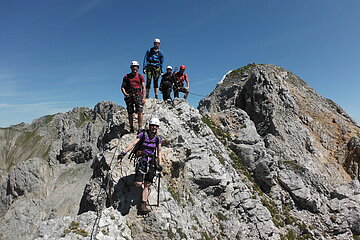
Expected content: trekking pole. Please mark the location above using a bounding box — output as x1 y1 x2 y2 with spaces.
157 172 161 207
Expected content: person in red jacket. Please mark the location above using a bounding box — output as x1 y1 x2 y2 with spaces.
173 65 190 100
121 61 146 133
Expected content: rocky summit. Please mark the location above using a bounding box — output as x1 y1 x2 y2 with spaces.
0 64 360 240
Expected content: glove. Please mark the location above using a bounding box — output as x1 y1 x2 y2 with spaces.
143 69 146 74
156 164 163 172
117 151 126 160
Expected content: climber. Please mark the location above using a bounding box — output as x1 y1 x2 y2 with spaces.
173 65 190 100
121 60 146 133
119 117 163 215
159 66 175 101
143 38 164 99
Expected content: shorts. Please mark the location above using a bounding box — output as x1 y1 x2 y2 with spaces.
174 86 189 98
134 160 156 183
146 66 161 89
124 94 143 114
177 87 189 93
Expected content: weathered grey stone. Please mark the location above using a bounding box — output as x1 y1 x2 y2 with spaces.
199 64 360 239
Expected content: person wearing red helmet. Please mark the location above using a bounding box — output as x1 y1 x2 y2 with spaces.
173 65 190 100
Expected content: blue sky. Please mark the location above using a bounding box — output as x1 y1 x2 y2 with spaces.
1 0 359 127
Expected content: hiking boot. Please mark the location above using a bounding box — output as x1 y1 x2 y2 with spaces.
139 201 151 215
155 95 158 99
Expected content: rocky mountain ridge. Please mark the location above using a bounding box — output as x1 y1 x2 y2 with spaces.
0 64 359 240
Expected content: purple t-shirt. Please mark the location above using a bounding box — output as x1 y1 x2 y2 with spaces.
137 131 162 156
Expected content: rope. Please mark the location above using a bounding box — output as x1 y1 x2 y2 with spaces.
90 135 122 240
189 92 207 97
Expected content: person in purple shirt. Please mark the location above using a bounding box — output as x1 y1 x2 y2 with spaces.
120 117 163 215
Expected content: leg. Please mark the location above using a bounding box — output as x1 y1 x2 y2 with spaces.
184 88 189 100
125 97 135 132
146 69 153 98
138 167 155 214
142 181 152 202
135 95 144 130
153 68 160 99
128 113 134 131
174 89 179 98
138 112 143 130
164 88 171 101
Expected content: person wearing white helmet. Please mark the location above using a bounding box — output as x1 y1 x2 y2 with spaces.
121 60 146 133
119 117 163 215
159 65 175 101
143 38 164 99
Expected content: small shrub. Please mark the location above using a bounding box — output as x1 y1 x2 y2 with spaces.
76 110 90 127
211 150 226 165
102 228 109 235
215 212 228 221
201 116 231 143
69 221 80 230
177 228 187 239
200 231 211 240
166 228 176 239
353 234 360 240
168 185 180 203
75 228 88 237
285 229 296 240
44 114 54 124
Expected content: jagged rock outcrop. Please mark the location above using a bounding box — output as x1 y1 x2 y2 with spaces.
345 137 360 180
199 63 360 239
1 64 360 240
35 99 281 240
0 101 128 240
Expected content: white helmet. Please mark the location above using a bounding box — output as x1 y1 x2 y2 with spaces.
131 61 139 67
166 65 172 70
149 117 160 126
154 38 161 43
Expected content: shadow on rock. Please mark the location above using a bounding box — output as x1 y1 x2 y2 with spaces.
112 174 142 216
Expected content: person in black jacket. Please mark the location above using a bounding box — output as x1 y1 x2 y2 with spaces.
159 66 175 101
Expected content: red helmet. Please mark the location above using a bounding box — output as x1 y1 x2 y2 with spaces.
180 65 186 70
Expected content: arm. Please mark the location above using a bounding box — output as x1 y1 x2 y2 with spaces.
143 50 149 71
173 74 179 89
122 87 129 97
157 143 162 166
160 51 164 72
185 74 190 89
122 138 141 153
141 76 146 103
121 76 129 96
